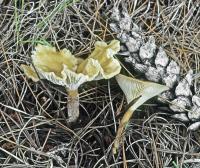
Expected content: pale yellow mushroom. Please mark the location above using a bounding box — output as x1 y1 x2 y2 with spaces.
79 39 121 79
21 40 121 123
113 74 168 154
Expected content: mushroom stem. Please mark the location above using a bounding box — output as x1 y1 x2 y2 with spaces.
67 89 79 122
113 108 133 154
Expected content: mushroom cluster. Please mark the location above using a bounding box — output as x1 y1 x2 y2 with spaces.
21 40 121 122
21 39 169 154
109 7 200 130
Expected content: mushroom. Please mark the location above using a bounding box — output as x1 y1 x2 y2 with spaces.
78 40 121 80
113 74 168 154
21 40 121 122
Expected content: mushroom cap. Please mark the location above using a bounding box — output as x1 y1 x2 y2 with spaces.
20 64 39 82
116 74 169 111
32 45 78 77
21 45 101 90
21 40 121 90
86 40 121 79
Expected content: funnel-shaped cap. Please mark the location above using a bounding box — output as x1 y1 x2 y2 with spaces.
116 74 169 111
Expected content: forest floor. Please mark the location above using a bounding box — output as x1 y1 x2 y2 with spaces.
0 0 200 167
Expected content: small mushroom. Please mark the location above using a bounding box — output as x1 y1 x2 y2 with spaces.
21 40 121 123
113 74 168 154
